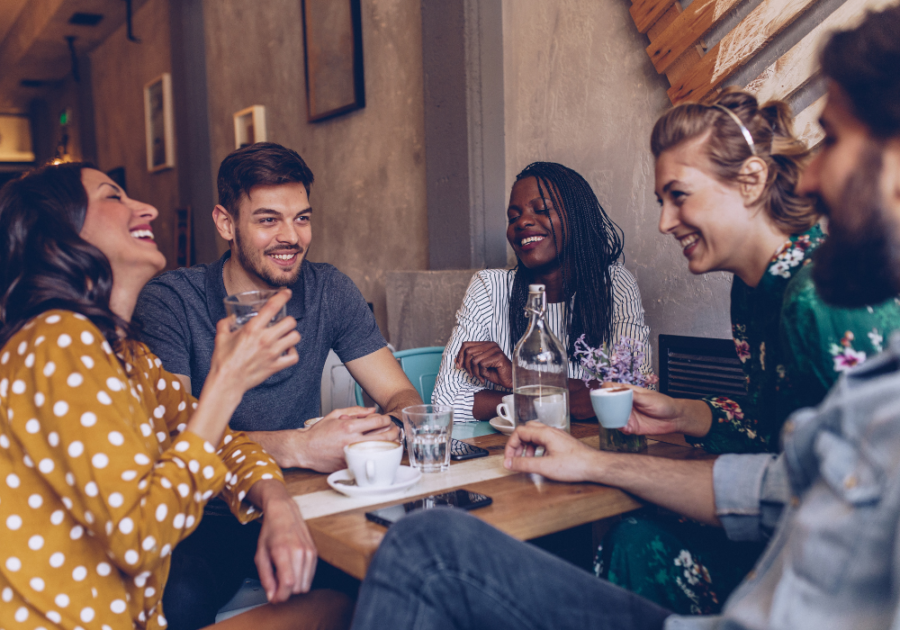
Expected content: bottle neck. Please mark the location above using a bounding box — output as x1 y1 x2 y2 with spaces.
525 291 546 333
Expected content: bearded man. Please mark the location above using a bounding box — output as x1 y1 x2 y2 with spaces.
135 142 420 629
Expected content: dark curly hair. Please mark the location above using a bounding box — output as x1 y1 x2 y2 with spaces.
508 162 624 358
0 162 130 348
821 4 900 139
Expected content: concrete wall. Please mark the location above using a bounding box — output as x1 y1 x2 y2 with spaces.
201 0 428 337
89 0 179 271
502 0 733 370
386 269 481 350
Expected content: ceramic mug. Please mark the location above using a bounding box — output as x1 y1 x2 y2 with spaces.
589 387 633 429
343 440 403 487
495 394 515 427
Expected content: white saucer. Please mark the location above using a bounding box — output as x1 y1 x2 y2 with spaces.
327 465 422 498
489 416 515 435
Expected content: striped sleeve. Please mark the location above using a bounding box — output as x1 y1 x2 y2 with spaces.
432 272 512 422
609 264 653 379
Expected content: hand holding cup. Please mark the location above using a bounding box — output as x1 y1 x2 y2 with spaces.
590 386 633 429
210 289 300 397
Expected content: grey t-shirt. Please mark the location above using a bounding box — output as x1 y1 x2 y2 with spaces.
134 252 387 431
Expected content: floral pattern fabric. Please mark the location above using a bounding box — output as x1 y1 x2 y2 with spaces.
595 510 764 615
599 225 900 614
696 225 900 453
694 227 826 453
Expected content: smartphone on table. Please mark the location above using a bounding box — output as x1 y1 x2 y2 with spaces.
450 438 489 461
365 489 492 527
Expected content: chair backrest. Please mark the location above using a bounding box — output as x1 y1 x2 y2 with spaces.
354 346 446 407
658 334 746 400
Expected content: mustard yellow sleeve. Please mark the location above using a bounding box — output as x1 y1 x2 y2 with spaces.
6 312 227 577
140 346 284 523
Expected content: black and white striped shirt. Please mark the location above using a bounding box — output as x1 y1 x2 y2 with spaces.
432 264 651 421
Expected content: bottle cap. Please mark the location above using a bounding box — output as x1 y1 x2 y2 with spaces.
528 284 546 293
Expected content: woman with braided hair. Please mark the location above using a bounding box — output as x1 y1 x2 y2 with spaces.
432 161 651 422
595 89 900 615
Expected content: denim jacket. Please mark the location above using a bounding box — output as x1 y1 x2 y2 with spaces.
667 333 900 630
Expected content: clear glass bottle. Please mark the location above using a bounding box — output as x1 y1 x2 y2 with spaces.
512 284 570 432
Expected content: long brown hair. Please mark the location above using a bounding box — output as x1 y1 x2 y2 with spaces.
651 89 817 234
0 162 131 348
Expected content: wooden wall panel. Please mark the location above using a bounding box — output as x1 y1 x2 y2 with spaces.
626 0 886 146
646 0 742 74
747 0 896 104
667 0 821 104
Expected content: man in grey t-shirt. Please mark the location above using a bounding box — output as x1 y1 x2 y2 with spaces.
135 143 421 629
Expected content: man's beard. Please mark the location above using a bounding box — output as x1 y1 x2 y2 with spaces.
232 226 304 288
813 142 900 308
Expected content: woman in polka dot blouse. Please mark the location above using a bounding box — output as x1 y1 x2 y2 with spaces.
0 164 350 630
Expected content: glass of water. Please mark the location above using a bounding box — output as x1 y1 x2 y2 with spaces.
402 404 453 473
223 290 288 331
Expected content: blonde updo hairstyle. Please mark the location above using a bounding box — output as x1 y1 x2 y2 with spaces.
650 89 818 234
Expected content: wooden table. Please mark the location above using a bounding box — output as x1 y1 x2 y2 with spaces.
284 422 708 580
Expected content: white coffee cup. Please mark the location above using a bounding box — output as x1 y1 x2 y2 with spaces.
590 387 633 429
343 440 403 487
535 393 566 427
495 394 515 427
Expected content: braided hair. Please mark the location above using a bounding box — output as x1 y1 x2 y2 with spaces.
507 162 624 359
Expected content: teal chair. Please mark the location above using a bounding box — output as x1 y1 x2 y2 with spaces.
355 346 446 406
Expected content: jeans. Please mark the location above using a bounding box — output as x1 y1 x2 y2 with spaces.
351 509 672 630
163 512 263 630
164 510 360 630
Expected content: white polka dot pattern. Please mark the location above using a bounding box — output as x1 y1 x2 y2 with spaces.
0 310 283 629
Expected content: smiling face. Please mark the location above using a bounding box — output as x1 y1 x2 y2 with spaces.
79 168 165 284
506 176 567 272
800 82 900 307
216 182 312 288
655 135 773 278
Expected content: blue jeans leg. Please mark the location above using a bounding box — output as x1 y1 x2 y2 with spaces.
351 509 672 630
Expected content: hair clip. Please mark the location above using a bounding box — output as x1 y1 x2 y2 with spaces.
711 104 757 156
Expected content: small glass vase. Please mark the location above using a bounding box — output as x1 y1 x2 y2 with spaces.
598 427 647 453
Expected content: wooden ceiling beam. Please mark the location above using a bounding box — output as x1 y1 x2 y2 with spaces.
746 0 896 104
666 0 821 104
646 0 742 75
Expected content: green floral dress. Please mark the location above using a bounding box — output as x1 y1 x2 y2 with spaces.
596 225 900 614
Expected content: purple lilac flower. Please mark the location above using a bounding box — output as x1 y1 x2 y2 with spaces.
575 334 657 388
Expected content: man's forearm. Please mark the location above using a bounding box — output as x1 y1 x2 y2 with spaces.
382 387 425 419
589 452 720 526
245 429 305 469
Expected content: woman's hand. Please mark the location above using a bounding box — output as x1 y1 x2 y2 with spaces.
609 383 712 437
188 290 300 446
455 341 513 389
209 289 301 399
503 421 599 482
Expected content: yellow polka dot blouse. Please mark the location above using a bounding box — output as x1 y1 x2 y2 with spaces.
0 310 285 629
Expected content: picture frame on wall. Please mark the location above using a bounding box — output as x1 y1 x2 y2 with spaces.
0 113 35 163
233 106 267 149
144 73 175 172
302 0 365 122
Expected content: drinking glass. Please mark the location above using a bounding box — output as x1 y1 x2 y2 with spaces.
223 290 287 331
402 404 453 473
